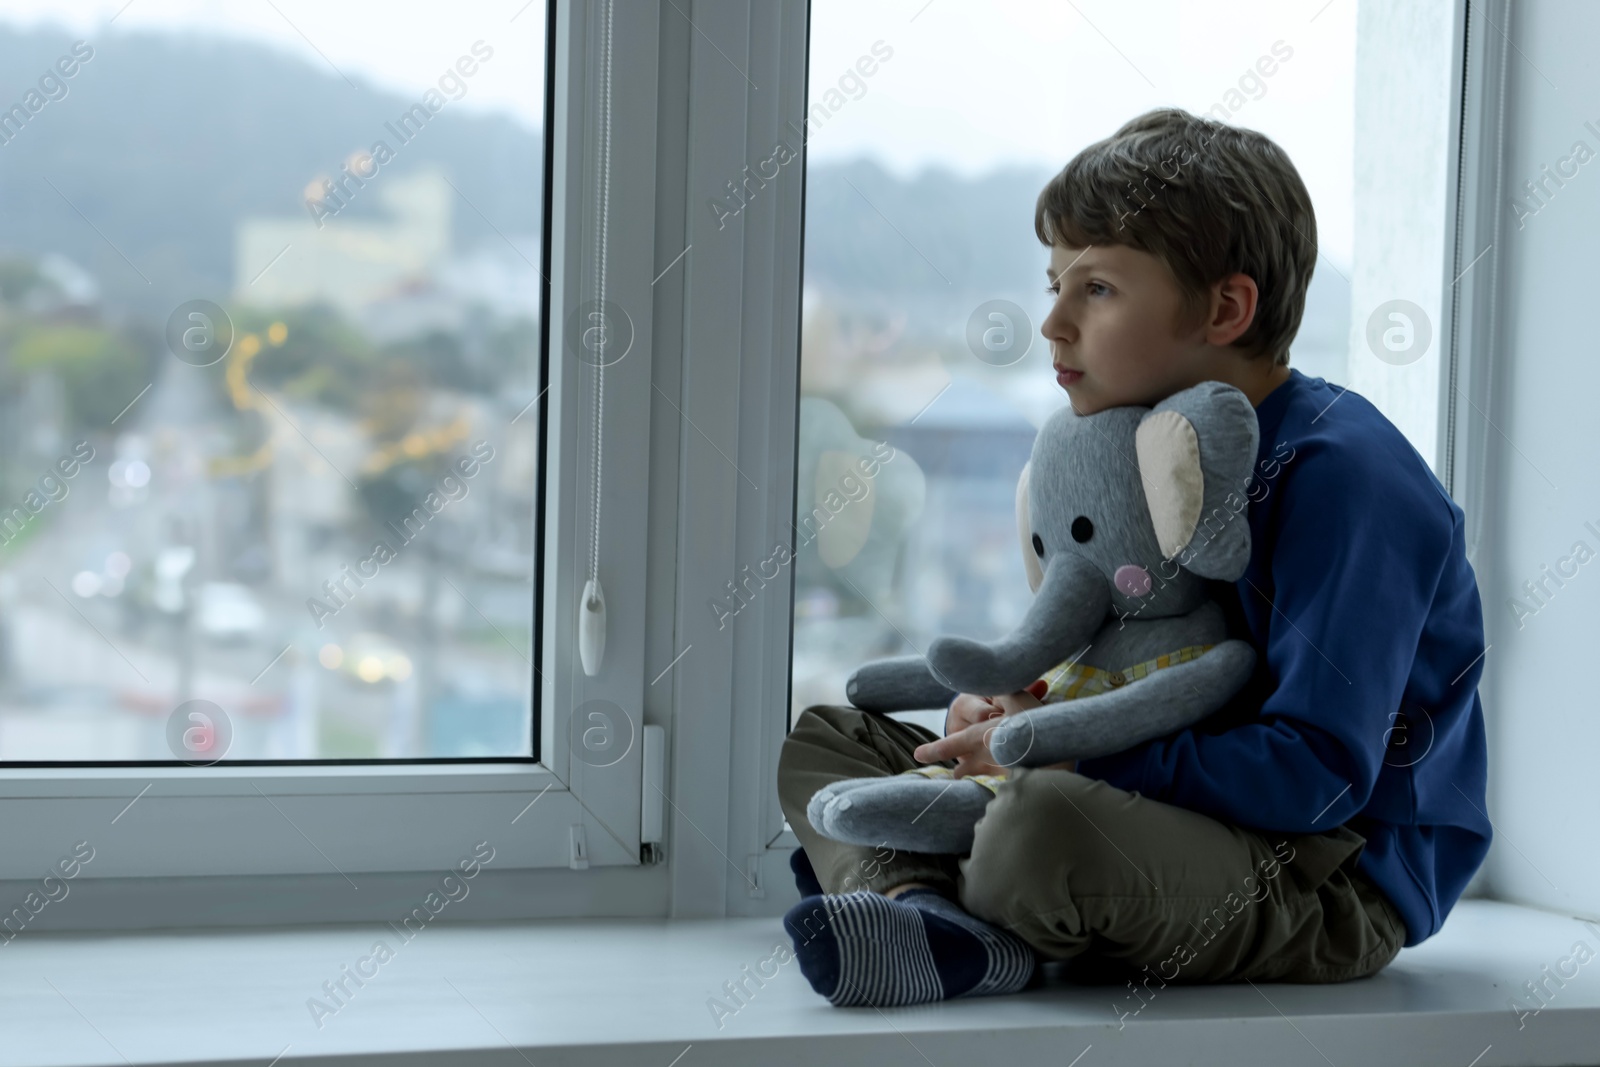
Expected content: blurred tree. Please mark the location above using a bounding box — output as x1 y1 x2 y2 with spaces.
383 330 472 392
0 257 48 305
231 304 376 412
6 321 156 432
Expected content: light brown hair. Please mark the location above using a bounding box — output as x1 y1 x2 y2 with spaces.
1035 107 1317 366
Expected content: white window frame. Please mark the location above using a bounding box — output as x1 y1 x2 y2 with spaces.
1439 0 1507 546
663 0 811 919
0 0 816 930
0 0 744 927
1429 0 1504 899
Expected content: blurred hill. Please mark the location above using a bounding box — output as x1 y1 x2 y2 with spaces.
0 24 542 319
802 157 1351 377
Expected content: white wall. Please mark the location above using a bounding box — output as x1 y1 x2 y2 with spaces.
1478 0 1600 919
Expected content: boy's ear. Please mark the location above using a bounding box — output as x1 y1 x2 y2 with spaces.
1016 461 1044 593
1134 381 1260 580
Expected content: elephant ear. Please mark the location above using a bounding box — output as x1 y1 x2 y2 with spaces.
1016 461 1044 593
1134 381 1260 580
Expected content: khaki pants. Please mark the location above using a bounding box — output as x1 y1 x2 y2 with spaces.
778 705 1407 984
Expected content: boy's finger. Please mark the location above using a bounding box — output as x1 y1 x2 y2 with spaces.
960 703 998 729
993 692 1035 715
912 737 961 763
913 723 984 764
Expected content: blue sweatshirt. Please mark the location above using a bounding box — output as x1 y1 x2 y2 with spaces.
1079 368 1492 948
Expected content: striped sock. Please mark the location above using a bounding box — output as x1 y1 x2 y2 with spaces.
783 889 1038 1007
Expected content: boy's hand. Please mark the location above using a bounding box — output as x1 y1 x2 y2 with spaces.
915 681 1067 778
922 692 1005 778
991 682 1047 717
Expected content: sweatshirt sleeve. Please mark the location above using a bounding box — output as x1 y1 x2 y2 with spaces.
1078 443 1453 834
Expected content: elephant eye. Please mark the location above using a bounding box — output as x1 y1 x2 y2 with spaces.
1071 516 1094 543
1031 533 1045 557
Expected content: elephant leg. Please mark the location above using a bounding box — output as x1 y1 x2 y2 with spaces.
807 773 995 855
846 655 958 714
989 639 1257 768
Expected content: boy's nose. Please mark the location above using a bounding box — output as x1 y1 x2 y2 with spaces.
1041 305 1073 340
1114 564 1153 597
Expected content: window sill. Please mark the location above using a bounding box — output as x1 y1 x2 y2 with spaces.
0 761 556 796
4 899 1592 1067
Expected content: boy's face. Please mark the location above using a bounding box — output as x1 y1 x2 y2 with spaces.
1041 243 1210 415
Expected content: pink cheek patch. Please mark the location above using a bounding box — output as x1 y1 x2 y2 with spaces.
1114 564 1153 598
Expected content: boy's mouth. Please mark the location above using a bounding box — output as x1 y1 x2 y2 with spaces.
1055 365 1083 388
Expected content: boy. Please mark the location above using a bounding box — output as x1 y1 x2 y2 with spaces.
777 108 1492 1007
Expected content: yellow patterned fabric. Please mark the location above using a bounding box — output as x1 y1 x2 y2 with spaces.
905 764 1008 794
1042 643 1216 702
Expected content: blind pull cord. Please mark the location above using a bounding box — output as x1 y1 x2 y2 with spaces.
578 0 615 677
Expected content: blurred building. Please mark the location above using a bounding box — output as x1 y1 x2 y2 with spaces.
234 167 452 323
882 376 1038 648
234 166 540 345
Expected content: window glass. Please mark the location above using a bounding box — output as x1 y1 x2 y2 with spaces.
793 0 1355 724
0 3 547 760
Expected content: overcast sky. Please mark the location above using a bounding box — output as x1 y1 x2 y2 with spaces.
0 0 549 127
808 0 1357 268
1 0 1355 265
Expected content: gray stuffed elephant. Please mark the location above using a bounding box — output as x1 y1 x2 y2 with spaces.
807 381 1262 855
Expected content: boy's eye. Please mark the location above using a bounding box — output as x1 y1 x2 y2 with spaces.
1045 280 1110 297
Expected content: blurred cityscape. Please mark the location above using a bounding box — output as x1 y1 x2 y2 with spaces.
0 23 543 760
0 165 542 759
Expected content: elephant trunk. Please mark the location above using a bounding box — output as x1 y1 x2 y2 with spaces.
926 553 1111 697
